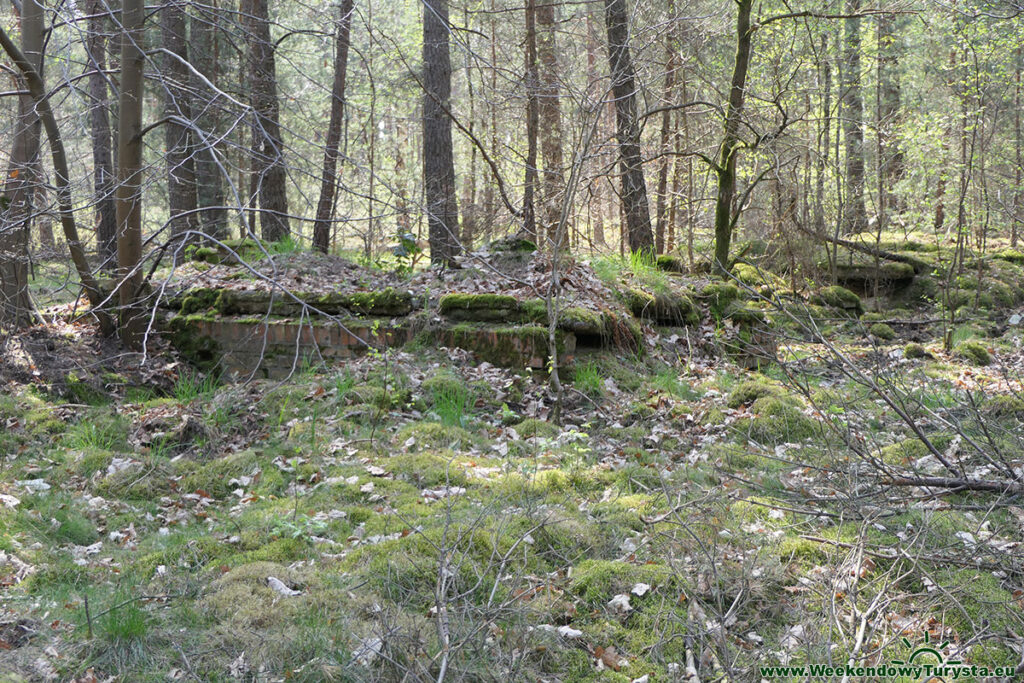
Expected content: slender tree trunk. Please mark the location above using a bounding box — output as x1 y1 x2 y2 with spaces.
313 0 354 253
86 0 117 266
0 25 112 335
680 71 694 267
934 50 957 234
814 33 830 235
0 0 43 329
712 0 753 274
461 10 477 252
536 0 565 249
1014 45 1021 248
667 108 682 254
191 0 227 239
586 10 604 247
162 0 199 255
654 2 677 254
482 0 498 240
244 0 290 241
422 0 460 265
522 0 539 242
116 0 146 348
604 0 653 254
877 13 903 219
841 0 866 234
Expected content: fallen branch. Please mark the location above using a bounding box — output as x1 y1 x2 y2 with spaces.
885 476 1024 495
796 224 929 274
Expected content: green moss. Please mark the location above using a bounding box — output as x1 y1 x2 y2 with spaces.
727 378 782 408
51 508 99 546
569 559 673 606
167 314 219 367
701 282 740 319
439 293 520 321
387 452 468 487
955 340 991 366
726 302 768 326
878 438 930 465
559 306 606 334
178 288 220 315
492 237 537 253
421 373 465 403
228 537 309 565
932 569 1016 633
179 449 263 498
904 342 929 359
744 396 816 444
438 323 562 368
812 285 862 316
339 288 413 316
136 535 226 577
394 422 474 451
65 372 107 405
340 385 400 409
983 394 1024 418
625 288 698 325
776 536 828 564
189 246 222 264
868 322 896 341
731 262 783 291
94 460 174 500
993 248 1024 265
513 417 560 439
655 254 686 273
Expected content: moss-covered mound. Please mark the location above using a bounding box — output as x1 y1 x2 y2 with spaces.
624 288 699 326
700 282 741 319
812 285 863 317
955 341 992 366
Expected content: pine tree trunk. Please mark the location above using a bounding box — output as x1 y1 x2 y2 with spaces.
604 0 653 254
1014 46 1021 248
0 0 43 329
422 0 460 265
244 0 290 242
191 0 227 239
841 0 866 234
86 0 117 266
536 0 565 249
162 0 199 255
522 0 540 244
313 0 354 253
586 10 605 247
814 33 830 235
877 14 903 218
654 4 677 255
116 0 146 348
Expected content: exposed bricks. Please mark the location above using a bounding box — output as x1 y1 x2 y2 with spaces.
171 315 573 378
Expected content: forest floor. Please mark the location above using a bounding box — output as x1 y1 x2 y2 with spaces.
2 236 1024 681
